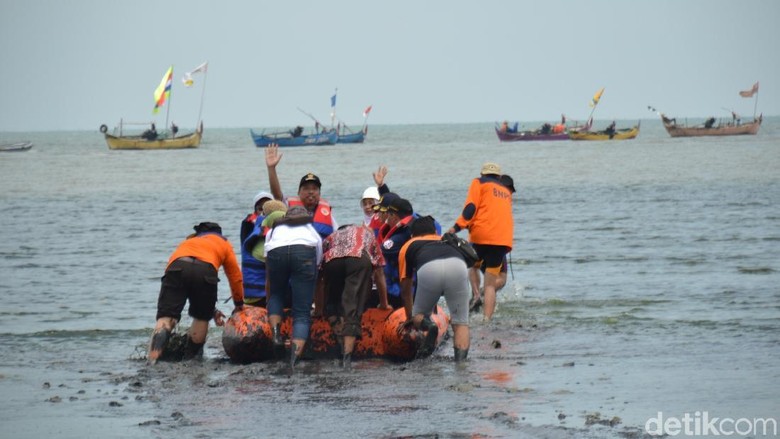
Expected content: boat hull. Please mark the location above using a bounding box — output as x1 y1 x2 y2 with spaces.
337 131 365 143
0 141 33 152
251 129 337 147
496 128 569 142
105 128 202 150
661 115 761 137
569 125 640 140
222 306 450 363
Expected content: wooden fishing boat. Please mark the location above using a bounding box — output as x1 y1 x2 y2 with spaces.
222 306 450 363
0 141 33 152
102 63 207 150
569 122 640 140
660 113 761 137
496 118 592 142
102 121 203 150
250 128 338 147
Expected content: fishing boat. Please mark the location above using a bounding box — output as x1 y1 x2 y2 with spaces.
0 141 33 152
336 126 366 144
299 93 372 144
569 122 640 140
654 81 763 138
496 118 592 142
337 104 372 143
101 63 207 150
221 306 450 363
250 127 338 147
660 114 761 137
102 121 203 150
497 88 604 142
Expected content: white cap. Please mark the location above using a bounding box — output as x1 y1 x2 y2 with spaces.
253 191 273 207
361 186 380 201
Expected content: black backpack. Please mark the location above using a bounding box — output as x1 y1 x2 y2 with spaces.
441 233 479 268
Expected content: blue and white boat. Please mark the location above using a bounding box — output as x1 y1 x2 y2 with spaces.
250 127 337 147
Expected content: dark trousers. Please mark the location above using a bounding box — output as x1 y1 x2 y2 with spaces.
156 257 219 321
323 253 373 337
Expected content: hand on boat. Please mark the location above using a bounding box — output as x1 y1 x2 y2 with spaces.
213 309 227 326
397 319 415 335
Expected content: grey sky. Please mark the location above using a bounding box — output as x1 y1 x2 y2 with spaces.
1 0 777 132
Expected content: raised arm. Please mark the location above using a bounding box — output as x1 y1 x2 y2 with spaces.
265 144 284 201
373 165 388 187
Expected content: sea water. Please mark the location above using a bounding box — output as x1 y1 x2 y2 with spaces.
0 119 778 438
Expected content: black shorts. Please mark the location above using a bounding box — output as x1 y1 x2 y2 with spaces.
471 244 510 271
156 257 219 321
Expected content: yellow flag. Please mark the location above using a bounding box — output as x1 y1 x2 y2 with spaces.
590 87 605 107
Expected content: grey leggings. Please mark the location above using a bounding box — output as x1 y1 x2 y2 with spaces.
412 257 470 326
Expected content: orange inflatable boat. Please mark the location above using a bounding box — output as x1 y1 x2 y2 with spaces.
222 306 450 363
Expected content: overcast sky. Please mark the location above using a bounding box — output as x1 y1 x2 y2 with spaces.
1 0 777 132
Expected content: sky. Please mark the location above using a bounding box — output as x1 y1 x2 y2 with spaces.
1 0 778 132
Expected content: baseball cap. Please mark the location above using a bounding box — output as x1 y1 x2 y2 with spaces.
388 198 413 216
373 192 400 212
299 173 322 189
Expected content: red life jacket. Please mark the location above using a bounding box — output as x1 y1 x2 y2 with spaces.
288 196 335 237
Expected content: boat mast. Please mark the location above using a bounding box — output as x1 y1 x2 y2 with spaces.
330 87 337 129
587 87 604 125
753 86 759 120
164 66 173 135
197 65 207 127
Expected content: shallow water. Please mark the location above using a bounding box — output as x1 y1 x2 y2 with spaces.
1 119 779 438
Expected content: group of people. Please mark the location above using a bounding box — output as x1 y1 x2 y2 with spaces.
147 144 515 367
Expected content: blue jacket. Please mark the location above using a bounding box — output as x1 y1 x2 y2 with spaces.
241 216 267 299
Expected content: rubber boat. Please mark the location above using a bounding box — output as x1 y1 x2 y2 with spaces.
222 306 450 363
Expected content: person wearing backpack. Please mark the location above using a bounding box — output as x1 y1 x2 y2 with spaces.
448 162 514 322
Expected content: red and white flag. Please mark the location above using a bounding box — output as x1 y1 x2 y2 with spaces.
363 105 373 117
739 81 759 98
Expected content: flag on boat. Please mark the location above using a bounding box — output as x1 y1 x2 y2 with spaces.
363 105 373 117
330 91 337 108
739 81 759 98
189 62 208 75
182 62 208 88
153 66 173 114
590 87 605 107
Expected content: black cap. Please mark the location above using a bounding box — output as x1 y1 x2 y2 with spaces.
500 174 516 193
194 222 222 235
299 173 322 189
373 192 400 212
388 197 413 216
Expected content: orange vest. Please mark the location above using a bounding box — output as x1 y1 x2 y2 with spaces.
288 196 334 237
